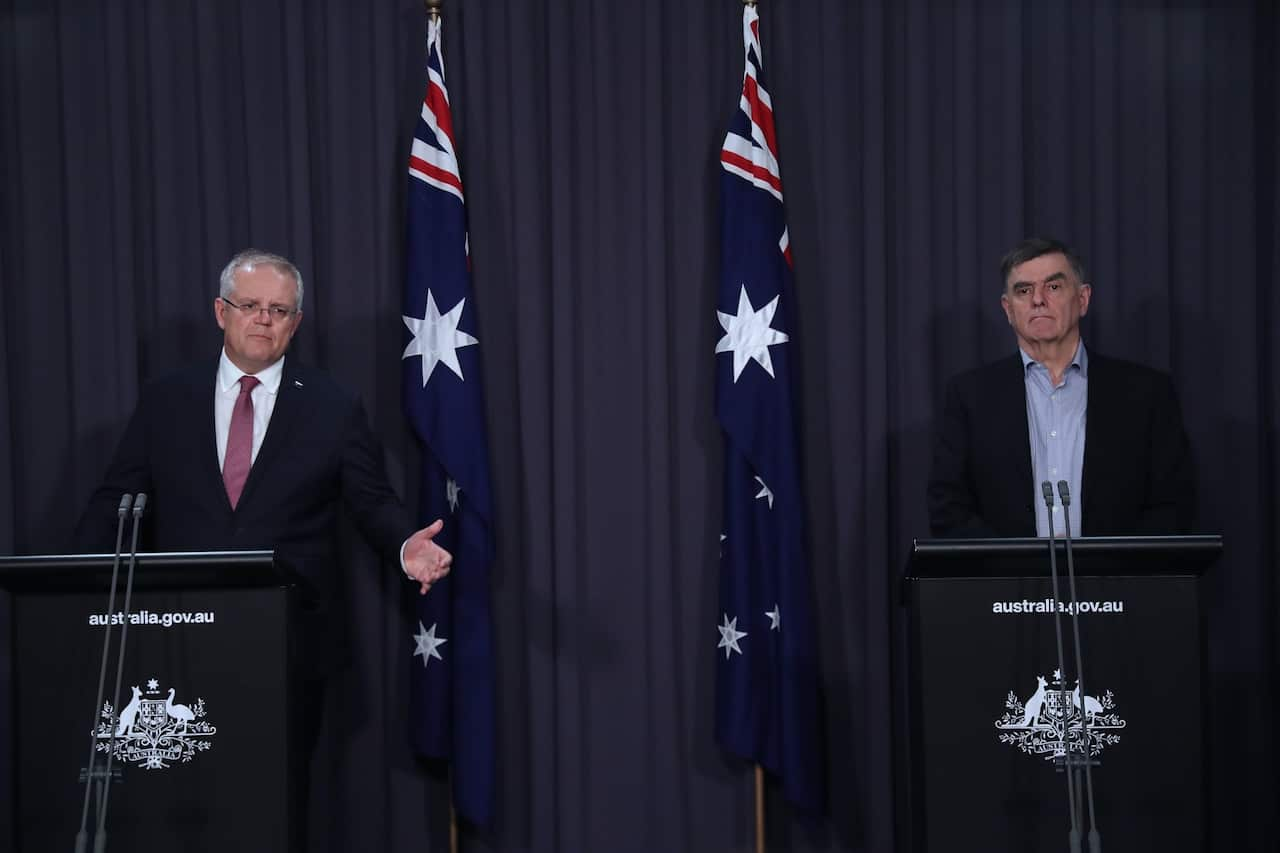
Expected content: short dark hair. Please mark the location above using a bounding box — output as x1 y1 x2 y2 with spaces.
999 237 1089 291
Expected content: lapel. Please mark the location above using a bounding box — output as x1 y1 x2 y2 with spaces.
997 353 1034 506
193 360 228 508
234 358 306 512
1080 351 1112 530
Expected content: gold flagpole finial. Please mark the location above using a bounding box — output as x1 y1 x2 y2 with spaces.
426 0 443 22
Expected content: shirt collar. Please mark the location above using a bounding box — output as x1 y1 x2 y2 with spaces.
218 349 286 394
1019 339 1089 379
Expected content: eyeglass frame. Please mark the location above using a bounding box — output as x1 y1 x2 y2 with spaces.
220 295 300 322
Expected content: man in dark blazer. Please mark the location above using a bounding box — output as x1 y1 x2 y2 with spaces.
75 249 452 662
927 237 1195 537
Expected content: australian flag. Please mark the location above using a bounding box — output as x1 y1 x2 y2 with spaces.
401 14 496 827
714 4 824 813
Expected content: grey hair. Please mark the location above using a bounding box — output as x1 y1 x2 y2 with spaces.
218 249 305 311
999 237 1089 293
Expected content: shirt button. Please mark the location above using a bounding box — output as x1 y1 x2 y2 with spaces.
1050 430 1058 438
1049 468 1057 475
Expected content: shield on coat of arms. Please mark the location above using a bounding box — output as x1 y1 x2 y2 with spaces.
138 699 169 731
1043 689 1074 722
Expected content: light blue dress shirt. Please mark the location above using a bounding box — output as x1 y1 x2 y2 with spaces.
1021 342 1088 537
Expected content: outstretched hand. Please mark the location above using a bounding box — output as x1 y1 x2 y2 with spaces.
403 518 452 595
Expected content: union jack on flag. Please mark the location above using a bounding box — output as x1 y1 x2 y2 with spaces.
401 14 497 827
714 3 824 813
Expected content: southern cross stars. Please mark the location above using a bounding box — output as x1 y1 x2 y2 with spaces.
753 476 775 508
413 621 448 667
402 290 479 386
716 284 789 382
718 613 748 659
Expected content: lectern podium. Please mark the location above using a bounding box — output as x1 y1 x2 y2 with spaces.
0 551 304 853
906 535 1220 853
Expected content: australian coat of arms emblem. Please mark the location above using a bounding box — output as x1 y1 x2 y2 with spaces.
93 678 216 770
994 669 1125 761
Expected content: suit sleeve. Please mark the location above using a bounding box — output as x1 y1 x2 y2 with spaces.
337 399 413 561
927 377 1000 538
1136 373 1197 533
73 395 156 552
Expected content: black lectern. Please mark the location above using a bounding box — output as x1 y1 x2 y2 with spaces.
0 551 304 853
905 536 1221 853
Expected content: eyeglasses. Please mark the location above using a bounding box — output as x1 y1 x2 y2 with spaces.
221 295 299 321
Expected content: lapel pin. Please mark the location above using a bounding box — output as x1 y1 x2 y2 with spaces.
294 380 304 388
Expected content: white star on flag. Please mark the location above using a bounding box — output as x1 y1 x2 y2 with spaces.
446 477 461 513
766 605 781 630
715 285 789 382
413 621 449 667
717 613 748 659
754 476 774 508
402 290 479 386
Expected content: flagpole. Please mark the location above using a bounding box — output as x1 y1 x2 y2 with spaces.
423 0 456 846
747 8 762 850
450 788 459 853
742 0 776 848
754 765 766 853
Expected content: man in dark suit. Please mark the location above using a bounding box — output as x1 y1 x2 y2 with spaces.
927 237 1195 537
75 249 452 656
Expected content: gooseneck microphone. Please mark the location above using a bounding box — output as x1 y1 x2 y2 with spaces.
1057 481 1101 853
75 494 133 853
74 493 147 853
1042 482 1082 853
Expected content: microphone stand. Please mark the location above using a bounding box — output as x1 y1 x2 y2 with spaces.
1057 481 1101 853
1041 482 1081 853
91 493 147 853
74 494 132 853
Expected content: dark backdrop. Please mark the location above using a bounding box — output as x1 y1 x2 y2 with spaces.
1 0 1275 851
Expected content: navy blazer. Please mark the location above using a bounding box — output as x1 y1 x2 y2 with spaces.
927 351 1196 537
75 358 412 666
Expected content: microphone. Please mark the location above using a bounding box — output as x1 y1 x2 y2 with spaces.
1057 481 1101 853
1042 482 1081 853
75 494 133 853
93 493 148 853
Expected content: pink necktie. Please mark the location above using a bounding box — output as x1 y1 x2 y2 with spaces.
223 376 260 509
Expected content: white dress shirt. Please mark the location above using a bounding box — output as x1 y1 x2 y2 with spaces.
214 350 285 470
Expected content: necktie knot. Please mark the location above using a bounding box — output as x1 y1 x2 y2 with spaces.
239 375 261 394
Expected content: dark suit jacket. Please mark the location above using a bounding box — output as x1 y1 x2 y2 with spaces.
75 358 412 670
927 351 1196 537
